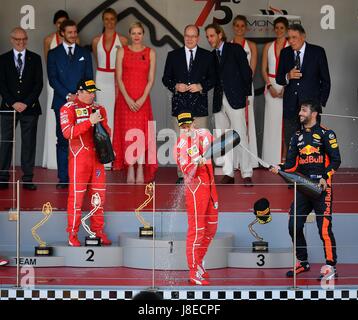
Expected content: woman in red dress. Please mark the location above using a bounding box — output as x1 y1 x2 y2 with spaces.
113 21 157 184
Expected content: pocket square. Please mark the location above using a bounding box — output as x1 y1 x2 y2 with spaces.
79 56 85 61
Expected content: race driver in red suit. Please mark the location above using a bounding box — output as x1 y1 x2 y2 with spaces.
60 79 111 247
175 111 218 285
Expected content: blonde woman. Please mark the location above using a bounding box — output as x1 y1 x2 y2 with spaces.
113 22 157 184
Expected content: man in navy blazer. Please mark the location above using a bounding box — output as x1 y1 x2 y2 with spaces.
47 20 93 188
205 23 253 185
0 27 43 191
276 24 331 150
162 24 215 183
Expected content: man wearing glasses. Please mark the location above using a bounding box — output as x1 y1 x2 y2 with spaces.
0 27 43 190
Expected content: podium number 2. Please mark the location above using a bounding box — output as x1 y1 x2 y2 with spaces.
257 254 265 267
86 249 95 262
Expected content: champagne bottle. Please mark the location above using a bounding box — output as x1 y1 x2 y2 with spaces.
203 129 240 160
277 170 322 199
92 109 115 164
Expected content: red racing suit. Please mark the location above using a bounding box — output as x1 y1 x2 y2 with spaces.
60 98 111 234
175 128 219 272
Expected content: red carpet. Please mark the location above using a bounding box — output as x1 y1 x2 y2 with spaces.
0 167 357 213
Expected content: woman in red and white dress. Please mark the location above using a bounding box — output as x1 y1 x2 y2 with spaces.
232 15 258 168
42 10 69 169
92 8 128 147
261 17 289 165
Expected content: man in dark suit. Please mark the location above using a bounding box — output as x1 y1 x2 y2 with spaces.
162 24 215 184
47 19 93 189
205 23 253 186
0 27 43 190
276 24 331 152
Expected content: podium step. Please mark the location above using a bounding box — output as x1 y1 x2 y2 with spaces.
53 244 123 267
228 248 292 268
119 232 234 270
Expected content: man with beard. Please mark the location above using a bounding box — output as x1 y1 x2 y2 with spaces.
270 100 341 280
47 19 93 189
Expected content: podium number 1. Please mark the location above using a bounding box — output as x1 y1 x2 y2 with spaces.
86 249 95 262
257 254 265 267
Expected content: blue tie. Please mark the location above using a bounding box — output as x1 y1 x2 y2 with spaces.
295 50 301 70
17 53 23 75
188 49 194 73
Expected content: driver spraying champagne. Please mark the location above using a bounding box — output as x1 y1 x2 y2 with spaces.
270 100 341 280
175 111 218 286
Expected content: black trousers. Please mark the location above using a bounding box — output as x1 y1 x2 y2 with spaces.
0 113 39 182
54 109 69 183
288 182 337 266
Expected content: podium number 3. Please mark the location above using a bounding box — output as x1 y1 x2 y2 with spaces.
257 254 265 267
86 249 95 262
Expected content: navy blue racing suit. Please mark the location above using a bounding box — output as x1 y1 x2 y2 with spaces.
280 123 341 266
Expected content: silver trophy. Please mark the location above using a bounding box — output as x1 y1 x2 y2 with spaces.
81 193 101 246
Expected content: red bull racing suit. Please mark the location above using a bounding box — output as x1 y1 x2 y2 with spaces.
60 98 111 235
175 128 219 273
280 123 341 265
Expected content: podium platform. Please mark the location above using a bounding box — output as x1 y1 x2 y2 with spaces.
3 236 292 269
53 244 123 267
228 248 292 268
119 232 234 270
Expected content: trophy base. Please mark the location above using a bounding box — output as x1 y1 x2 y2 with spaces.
85 237 101 247
252 241 269 252
139 226 154 238
35 246 53 256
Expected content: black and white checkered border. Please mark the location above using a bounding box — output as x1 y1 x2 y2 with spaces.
0 288 357 300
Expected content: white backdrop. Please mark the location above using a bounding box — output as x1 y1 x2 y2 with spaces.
0 0 357 167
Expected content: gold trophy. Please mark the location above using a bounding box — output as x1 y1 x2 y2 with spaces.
32 202 53 256
248 198 272 252
136 183 154 237
81 193 101 246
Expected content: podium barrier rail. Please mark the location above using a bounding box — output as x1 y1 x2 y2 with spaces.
0 178 358 291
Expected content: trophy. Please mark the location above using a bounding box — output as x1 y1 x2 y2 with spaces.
248 198 272 252
31 202 53 256
136 183 154 237
81 193 101 246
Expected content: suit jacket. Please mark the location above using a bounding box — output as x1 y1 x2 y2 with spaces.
212 42 252 113
162 46 215 117
47 44 93 110
0 50 43 116
276 42 331 118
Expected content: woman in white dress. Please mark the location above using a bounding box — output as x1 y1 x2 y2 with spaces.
42 10 69 169
232 15 259 168
261 17 289 165
92 8 128 143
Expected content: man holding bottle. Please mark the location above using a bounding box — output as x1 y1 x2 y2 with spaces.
60 79 111 247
